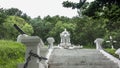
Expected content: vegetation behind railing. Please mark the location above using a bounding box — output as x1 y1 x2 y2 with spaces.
105 48 119 59
0 40 25 68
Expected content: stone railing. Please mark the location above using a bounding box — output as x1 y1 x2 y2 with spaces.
94 38 120 68
17 34 46 68
100 50 120 68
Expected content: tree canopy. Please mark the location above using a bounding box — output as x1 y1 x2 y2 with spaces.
0 8 33 40
0 2 120 48
2 16 33 40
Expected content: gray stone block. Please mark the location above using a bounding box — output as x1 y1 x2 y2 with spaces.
48 49 119 68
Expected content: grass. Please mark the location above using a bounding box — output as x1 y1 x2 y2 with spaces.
0 40 25 68
83 44 96 49
105 48 119 58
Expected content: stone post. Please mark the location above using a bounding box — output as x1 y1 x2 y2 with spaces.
47 37 55 49
17 34 44 68
94 38 104 50
115 48 120 59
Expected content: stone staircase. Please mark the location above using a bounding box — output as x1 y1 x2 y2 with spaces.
48 49 119 68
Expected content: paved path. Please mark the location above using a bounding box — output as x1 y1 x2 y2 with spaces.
48 49 119 68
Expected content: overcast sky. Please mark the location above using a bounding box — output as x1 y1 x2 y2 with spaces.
0 0 94 18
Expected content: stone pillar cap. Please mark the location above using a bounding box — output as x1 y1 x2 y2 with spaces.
94 38 104 43
21 36 40 43
47 37 55 43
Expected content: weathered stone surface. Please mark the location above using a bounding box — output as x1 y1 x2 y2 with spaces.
17 35 45 68
48 49 119 68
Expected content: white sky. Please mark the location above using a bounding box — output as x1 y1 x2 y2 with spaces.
0 0 94 18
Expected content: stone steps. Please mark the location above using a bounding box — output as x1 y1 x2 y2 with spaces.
48 49 119 68
48 62 115 65
49 65 119 68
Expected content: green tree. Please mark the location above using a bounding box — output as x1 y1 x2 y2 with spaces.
5 8 31 23
62 0 86 9
0 8 7 24
73 16 106 46
49 21 76 43
82 0 120 17
5 8 22 16
0 8 7 39
30 16 53 42
30 15 72 43
62 0 120 48
21 13 31 23
2 16 33 40
103 5 120 31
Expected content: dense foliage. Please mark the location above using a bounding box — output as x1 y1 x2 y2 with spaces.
62 0 120 48
2 16 33 40
0 0 120 48
62 0 86 9
0 8 33 40
0 40 25 68
0 1 120 67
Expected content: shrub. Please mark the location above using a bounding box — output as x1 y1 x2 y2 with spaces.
0 40 25 68
1 16 34 40
105 48 119 58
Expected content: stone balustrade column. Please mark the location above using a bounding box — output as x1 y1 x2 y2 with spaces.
17 34 44 68
94 38 104 50
47 37 55 49
115 48 120 59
